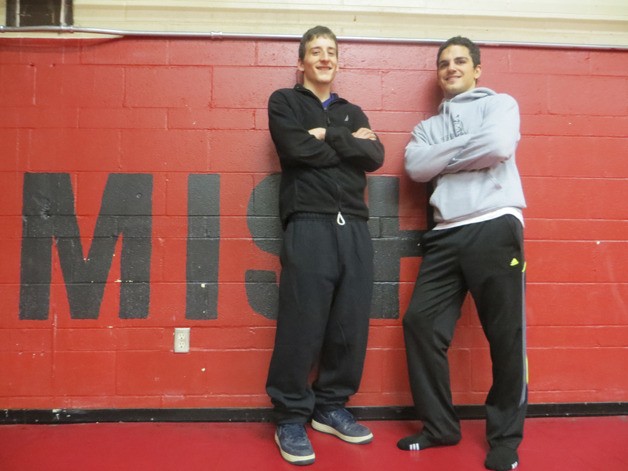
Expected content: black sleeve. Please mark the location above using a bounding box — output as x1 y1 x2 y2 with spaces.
268 90 341 169
325 107 385 172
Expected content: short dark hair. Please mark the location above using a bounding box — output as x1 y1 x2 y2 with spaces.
437 36 481 67
299 25 338 61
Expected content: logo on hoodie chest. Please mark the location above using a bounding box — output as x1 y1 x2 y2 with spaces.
452 114 465 137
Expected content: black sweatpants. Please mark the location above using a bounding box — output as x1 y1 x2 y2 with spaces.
266 213 374 424
403 215 527 449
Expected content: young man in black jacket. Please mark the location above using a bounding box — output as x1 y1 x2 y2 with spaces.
266 25 385 466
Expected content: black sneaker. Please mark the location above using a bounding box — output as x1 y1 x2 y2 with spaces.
311 408 373 444
274 423 315 466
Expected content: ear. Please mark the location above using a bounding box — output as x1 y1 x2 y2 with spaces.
297 58 305 72
474 64 482 81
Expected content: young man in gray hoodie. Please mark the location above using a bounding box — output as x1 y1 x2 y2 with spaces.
398 36 527 471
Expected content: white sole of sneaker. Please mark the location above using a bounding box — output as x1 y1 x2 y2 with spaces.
310 420 373 444
274 432 315 465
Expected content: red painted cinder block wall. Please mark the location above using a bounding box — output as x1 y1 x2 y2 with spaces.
0 37 626 411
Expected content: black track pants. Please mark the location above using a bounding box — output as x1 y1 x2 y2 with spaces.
266 214 374 424
403 215 527 449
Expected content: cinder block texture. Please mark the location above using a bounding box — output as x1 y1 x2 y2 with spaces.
0 37 626 409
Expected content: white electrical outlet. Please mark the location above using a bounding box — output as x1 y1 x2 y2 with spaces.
174 327 190 353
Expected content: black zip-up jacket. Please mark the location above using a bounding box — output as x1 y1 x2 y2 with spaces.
268 84 385 227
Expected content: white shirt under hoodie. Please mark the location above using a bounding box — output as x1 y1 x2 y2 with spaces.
405 87 526 229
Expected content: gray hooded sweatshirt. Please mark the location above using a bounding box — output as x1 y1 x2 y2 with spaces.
405 87 526 226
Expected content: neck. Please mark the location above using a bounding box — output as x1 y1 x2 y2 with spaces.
303 80 332 102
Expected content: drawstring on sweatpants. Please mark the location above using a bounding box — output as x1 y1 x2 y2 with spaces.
336 211 346 226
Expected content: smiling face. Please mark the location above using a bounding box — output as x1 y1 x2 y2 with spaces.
437 44 482 99
298 35 338 91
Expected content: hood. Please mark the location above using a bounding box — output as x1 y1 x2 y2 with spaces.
437 87 496 139
438 87 495 112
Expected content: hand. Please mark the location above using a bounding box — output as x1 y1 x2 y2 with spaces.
308 127 326 140
352 127 377 140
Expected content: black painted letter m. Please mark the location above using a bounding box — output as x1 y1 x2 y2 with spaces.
19 173 153 320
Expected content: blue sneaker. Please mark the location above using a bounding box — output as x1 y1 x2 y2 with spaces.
311 408 373 444
274 423 315 466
